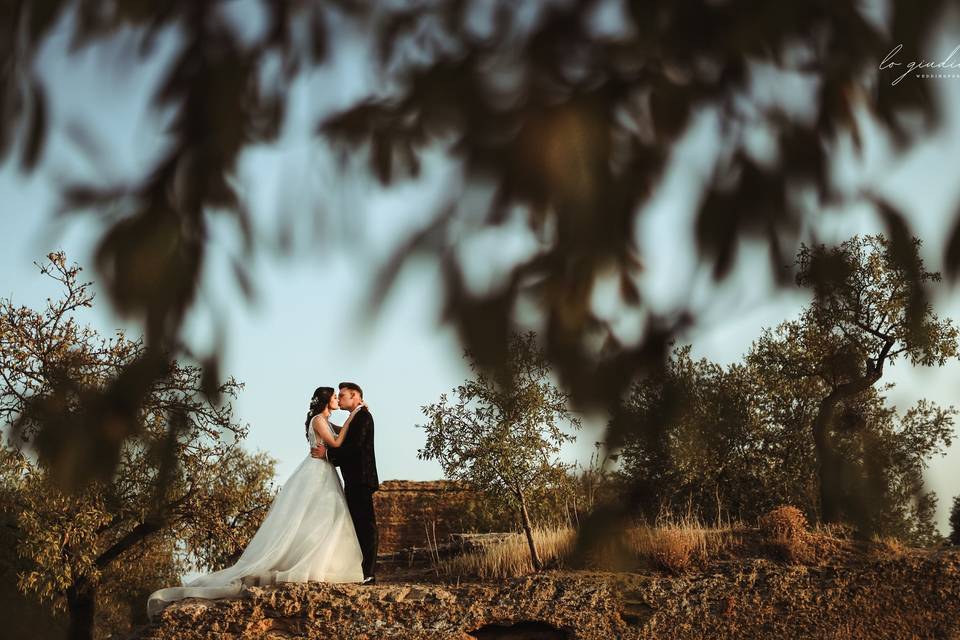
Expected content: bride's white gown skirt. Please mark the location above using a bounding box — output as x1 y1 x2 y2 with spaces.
147 454 364 618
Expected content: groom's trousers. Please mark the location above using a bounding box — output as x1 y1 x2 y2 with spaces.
344 485 379 578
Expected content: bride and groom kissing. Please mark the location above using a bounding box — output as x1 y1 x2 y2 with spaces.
147 382 380 618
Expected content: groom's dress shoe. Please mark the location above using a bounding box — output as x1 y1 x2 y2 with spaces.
361 576 376 585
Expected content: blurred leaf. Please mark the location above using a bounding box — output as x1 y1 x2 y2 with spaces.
871 193 929 340
20 80 46 170
943 211 960 282
1 3 958 604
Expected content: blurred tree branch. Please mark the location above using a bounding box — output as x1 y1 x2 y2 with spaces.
3 0 960 591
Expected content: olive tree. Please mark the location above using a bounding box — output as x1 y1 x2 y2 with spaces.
417 332 580 570
748 235 958 524
0 254 277 640
615 338 954 543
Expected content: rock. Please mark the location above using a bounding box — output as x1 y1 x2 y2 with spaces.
133 551 960 639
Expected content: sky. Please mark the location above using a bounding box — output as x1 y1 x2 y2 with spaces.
2 1 960 533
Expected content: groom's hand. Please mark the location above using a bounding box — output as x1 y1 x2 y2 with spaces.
310 444 327 459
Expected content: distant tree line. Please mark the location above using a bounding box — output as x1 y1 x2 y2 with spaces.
610 234 957 545
425 235 958 556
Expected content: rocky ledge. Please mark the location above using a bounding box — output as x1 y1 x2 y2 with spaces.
134 551 960 639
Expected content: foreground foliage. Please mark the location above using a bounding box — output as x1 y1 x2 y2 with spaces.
4 0 957 517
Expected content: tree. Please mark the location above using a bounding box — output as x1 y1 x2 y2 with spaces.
417 332 581 571
0 449 68 640
614 346 954 543
612 346 779 523
950 495 960 546
0 253 277 640
3 0 958 501
748 235 958 524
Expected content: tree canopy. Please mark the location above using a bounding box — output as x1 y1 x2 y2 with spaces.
418 331 581 569
3 0 959 499
0 254 277 640
749 235 957 525
612 235 957 542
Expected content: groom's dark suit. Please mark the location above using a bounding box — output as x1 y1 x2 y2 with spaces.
327 406 379 579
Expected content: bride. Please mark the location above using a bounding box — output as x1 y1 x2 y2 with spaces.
147 386 365 618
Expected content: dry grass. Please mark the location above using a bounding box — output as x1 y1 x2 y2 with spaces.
433 506 905 580
870 535 906 559
814 521 856 540
438 527 576 579
437 515 739 580
629 526 699 573
624 517 736 574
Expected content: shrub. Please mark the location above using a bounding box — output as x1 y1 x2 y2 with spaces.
759 506 810 563
759 506 809 540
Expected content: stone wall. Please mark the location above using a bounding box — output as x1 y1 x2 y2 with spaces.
374 480 481 554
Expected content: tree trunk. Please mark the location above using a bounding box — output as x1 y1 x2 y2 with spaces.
66 576 96 640
811 355 887 523
812 392 842 523
517 491 543 571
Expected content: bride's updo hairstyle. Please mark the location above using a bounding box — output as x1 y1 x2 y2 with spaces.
304 386 335 440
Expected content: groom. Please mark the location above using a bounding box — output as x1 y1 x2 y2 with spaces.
310 382 380 584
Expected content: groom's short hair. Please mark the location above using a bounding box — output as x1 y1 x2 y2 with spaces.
339 382 363 398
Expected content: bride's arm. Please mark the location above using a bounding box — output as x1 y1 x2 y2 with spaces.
312 409 361 448
327 401 368 432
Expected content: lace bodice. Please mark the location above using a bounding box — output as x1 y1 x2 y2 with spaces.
308 415 335 448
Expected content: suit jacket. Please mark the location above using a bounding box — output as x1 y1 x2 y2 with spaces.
327 407 379 491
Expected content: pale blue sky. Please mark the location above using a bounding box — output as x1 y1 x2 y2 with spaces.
2 2 960 533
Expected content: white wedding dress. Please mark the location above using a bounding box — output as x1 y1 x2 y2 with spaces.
147 420 364 618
